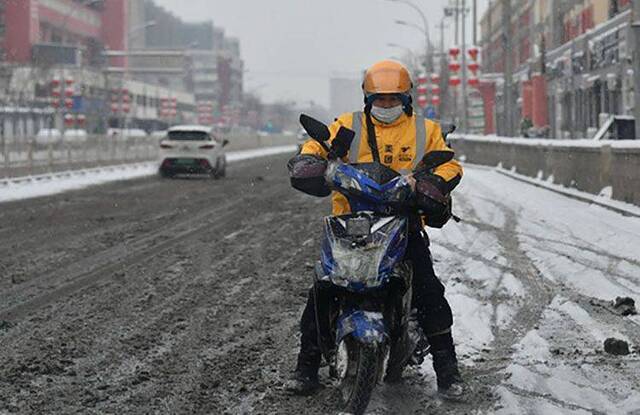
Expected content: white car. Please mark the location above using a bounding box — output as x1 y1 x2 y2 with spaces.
107 128 149 141
35 128 62 146
63 129 88 144
158 125 228 178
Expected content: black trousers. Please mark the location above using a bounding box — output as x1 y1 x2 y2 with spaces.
297 230 453 368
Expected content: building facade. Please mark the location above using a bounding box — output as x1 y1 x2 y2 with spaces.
478 0 632 138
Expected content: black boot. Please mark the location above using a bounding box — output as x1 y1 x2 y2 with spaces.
286 352 321 396
428 332 465 399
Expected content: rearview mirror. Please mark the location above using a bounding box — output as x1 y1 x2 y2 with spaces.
416 151 454 172
299 114 330 141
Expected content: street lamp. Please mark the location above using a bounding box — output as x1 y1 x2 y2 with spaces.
122 20 157 132
387 43 419 69
385 0 431 72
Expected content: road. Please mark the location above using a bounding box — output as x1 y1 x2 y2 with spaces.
0 154 639 414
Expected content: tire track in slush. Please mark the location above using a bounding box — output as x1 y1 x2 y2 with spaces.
0 158 294 321
0 200 241 321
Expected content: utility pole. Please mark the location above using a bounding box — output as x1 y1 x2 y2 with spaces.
473 0 477 46
502 0 514 136
461 0 468 132
454 0 460 45
437 20 448 118
632 0 640 139
569 38 576 139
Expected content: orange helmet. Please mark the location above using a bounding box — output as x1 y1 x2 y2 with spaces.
362 60 413 95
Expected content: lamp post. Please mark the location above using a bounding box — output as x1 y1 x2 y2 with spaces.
385 0 432 72
387 42 419 70
122 20 157 133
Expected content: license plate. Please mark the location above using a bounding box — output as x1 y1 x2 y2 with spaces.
346 217 370 236
175 158 195 165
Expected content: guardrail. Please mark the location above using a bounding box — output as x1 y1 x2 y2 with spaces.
449 135 640 206
0 133 297 179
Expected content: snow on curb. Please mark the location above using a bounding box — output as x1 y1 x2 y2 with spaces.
450 134 640 149
0 145 297 203
493 165 640 218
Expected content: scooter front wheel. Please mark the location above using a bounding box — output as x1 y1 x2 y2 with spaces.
338 339 379 415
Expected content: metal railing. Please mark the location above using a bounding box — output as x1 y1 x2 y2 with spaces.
0 135 160 178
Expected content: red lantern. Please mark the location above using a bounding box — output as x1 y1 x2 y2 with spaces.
76 114 86 125
431 74 440 84
64 114 74 126
64 88 74 97
417 74 428 85
468 62 480 73
65 78 74 85
65 98 73 109
468 77 480 87
51 79 61 87
431 95 441 106
111 103 119 113
449 47 460 57
121 88 129 95
122 95 131 103
468 47 479 60
431 86 441 95
448 62 461 72
449 77 461 87
51 90 61 98
122 104 130 113
417 85 428 94
52 99 60 108
417 95 428 108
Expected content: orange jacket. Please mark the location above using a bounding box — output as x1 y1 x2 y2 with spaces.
301 112 463 215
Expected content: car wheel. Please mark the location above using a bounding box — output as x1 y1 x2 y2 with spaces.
212 158 226 179
219 157 227 178
159 168 174 179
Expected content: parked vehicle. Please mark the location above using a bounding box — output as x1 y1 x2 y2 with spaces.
158 125 228 178
107 128 148 141
62 129 88 144
34 128 62 146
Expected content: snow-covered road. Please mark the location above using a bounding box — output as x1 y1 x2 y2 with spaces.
1 153 638 414
423 166 640 414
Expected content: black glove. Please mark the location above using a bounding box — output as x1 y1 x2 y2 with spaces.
327 126 354 160
415 174 452 227
288 154 331 197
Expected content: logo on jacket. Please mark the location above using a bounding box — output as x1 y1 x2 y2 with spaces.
384 145 393 153
384 155 393 164
401 146 410 153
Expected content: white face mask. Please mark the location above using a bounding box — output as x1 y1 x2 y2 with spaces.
371 104 404 124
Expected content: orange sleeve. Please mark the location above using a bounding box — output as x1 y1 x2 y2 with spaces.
300 113 354 159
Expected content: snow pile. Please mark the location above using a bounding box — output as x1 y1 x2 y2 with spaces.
450 133 640 149
426 166 640 413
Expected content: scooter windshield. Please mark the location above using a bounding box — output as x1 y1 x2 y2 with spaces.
320 214 408 292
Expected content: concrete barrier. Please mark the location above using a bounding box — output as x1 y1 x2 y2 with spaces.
449 135 640 206
223 133 297 152
0 133 296 179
